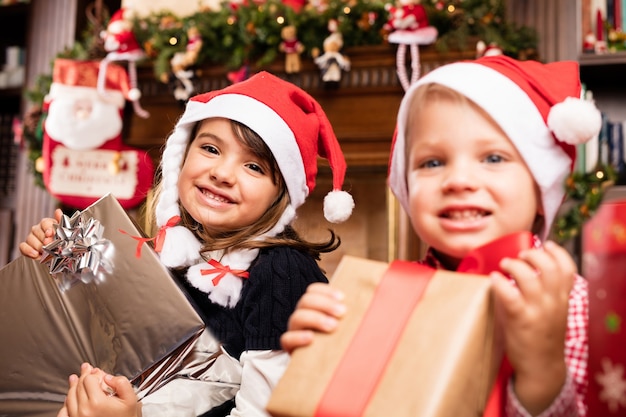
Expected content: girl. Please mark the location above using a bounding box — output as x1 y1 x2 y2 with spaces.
20 71 355 417
281 56 599 416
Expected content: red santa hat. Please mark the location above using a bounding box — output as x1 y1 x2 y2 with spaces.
48 58 139 107
389 55 602 241
155 71 354 306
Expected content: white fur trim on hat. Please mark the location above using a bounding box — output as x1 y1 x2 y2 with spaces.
390 62 572 241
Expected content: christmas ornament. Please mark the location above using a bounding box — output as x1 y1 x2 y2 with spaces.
98 8 149 118
168 25 203 102
384 0 437 91
314 31 351 87
279 25 305 74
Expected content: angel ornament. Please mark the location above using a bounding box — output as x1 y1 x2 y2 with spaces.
384 0 437 91
314 32 350 87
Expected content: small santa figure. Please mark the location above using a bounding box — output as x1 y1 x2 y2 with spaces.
384 0 437 91
476 40 503 58
98 8 149 118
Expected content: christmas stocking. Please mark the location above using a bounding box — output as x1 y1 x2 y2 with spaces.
42 58 154 210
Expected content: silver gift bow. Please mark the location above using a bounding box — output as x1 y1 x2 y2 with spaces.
40 211 113 291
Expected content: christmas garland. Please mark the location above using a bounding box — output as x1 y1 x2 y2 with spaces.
552 164 617 244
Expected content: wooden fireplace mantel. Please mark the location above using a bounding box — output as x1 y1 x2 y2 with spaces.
125 43 476 169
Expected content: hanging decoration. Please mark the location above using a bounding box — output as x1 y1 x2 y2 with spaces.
279 24 305 74
384 0 437 91
313 19 351 87
167 24 204 101
98 8 150 118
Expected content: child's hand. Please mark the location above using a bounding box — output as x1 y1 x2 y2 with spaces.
59 363 140 417
280 283 346 353
491 240 576 415
18 209 63 259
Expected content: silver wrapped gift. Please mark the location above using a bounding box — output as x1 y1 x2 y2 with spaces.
0 194 208 416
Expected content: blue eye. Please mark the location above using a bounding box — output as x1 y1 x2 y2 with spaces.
420 159 443 169
485 154 504 163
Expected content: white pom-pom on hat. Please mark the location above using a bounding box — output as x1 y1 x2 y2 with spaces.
547 96 602 145
324 190 355 223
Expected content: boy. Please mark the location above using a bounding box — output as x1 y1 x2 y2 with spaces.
281 55 600 416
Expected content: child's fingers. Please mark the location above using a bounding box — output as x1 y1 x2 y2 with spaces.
56 405 69 417
287 307 340 333
102 374 135 401
63 374 79 417
295 287 346 319
54 208 63 223
18 240 42 259
498 257 543 300
280 329 315 353
490 271 524 316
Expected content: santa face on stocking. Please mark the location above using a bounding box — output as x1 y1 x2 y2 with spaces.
45 88 123 151
42 59 154 210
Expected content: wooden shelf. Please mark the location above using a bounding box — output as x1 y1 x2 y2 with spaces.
579 51 626 66
579 53 626 91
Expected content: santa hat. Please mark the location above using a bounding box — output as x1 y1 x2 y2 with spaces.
389 55 602 241
48 58 139 109
155 71 354 307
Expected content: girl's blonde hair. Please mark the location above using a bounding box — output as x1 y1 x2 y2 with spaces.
147 119 340 260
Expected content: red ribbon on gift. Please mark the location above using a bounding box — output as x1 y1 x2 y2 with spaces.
313 231 534 417
119 215 181 258
457 231 534 417
201 258 250 286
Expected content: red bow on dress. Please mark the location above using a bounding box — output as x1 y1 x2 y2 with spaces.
201 258 250 286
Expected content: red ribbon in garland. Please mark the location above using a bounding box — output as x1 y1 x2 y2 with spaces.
201 258 250 286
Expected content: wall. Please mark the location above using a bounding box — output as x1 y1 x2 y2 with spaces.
9 0 79 263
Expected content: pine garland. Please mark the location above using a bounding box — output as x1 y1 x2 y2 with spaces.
552 164 617 243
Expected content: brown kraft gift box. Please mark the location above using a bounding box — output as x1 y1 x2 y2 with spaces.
267 255 502 417
0 194 205 417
